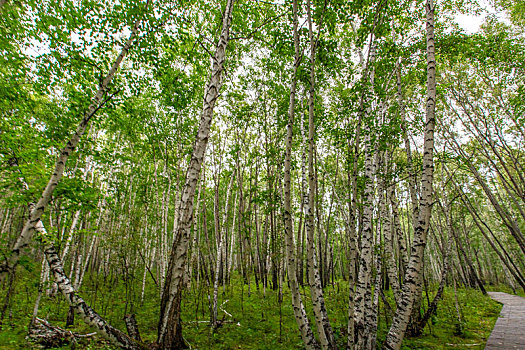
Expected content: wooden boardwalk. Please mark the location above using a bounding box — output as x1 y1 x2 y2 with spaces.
486 292 525 349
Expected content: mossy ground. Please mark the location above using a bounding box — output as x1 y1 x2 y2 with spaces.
0 273 503 349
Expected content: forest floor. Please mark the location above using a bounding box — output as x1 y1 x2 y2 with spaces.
0 276 508 349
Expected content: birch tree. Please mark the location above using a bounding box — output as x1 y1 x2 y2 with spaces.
0 0 151 284
157 1 235 348
283 0 319 347
383 1 436 348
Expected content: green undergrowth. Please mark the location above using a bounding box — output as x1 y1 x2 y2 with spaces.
485 284 525 298
391 288 502 350
0 273 503 349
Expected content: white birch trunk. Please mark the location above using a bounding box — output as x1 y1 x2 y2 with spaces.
283 0 320 347
383 1 436 348
212 171 235 328
305 1 336 347
0 3 149 282
60 209 81 261
380 153 401 305
353 133 376 350
31 213 145 349
157 3 235 347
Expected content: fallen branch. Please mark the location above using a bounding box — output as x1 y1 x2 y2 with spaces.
219 300 233 318
27 317 97 348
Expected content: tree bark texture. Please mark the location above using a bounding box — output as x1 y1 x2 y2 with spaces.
283 0 320 347
305 0 336 347
0 0 150 284
157 1 235 348
212 171 235 329
36 218 146 349
383 1 436 348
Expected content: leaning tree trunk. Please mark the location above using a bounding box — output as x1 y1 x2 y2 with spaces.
0 0 149 284
383 1 436 349
38 219 146 349
16 176 144 350
157 1 235 348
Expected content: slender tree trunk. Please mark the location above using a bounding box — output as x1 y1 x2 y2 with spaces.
60 209 81 262
368 218 382 349
354 132 377 350
380 153 401 305
383 1 436 348
411 198 453 336
212 172 235 329
389 185 408 279
30 258 48 328
396 60 419 226
305 0 336 347
0 1 149 284
31 212 145 349
283 1 320 346
157 2 235 348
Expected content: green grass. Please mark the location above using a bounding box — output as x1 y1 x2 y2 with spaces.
0 274 503 349
396 288 502 350
485 284 525 298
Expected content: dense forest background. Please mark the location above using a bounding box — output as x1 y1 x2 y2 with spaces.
0 0 524 349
